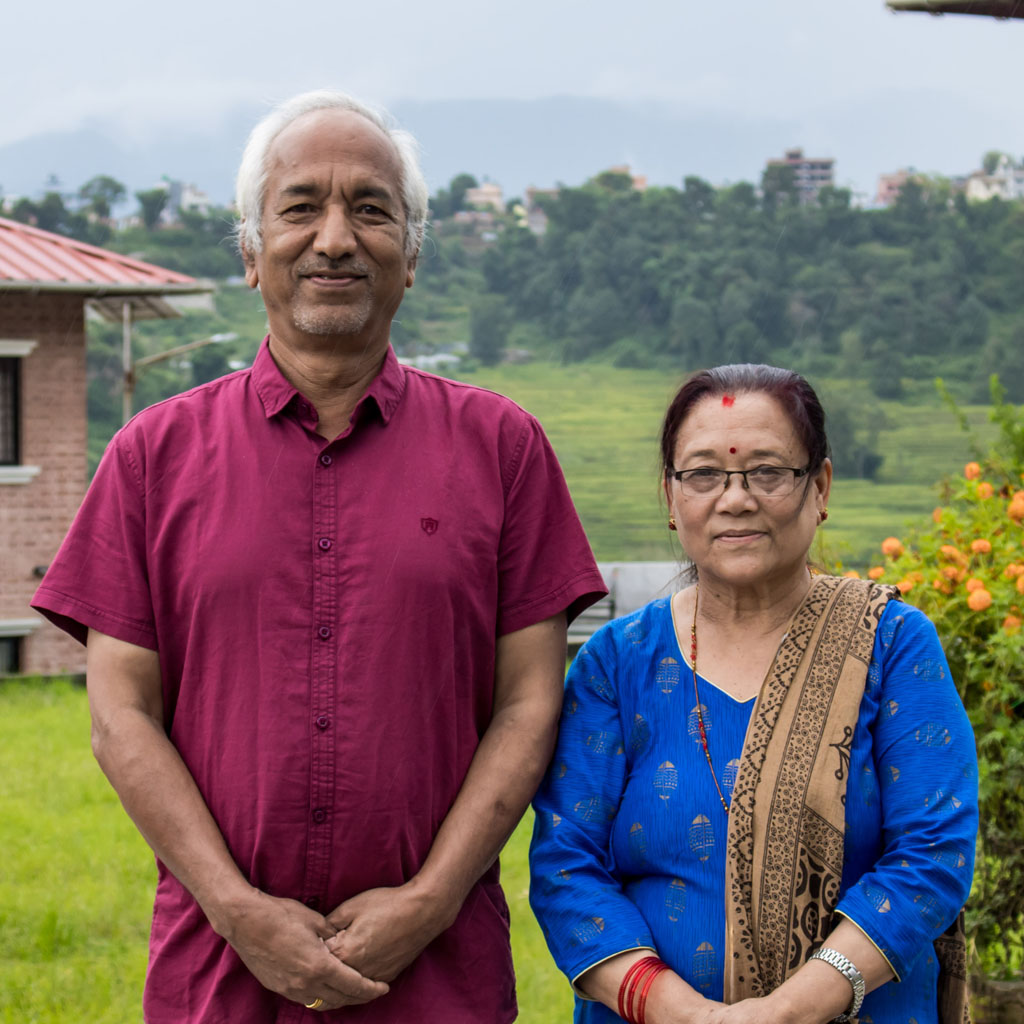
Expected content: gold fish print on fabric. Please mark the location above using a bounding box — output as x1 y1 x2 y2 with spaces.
665 878 687 922
657 657 681 695
692 942 716 993
688 814 715 861
654 761 678 801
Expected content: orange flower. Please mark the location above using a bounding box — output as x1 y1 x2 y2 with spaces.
1017 575 1024 595
932 507 944 524
933 579 953 594
964 462 982 480
971 539 992 554
896 579 914 595
1003 615 1022 634
842 569 861 579
967 588 993 611
881 537 904 558
867 566 885 580
940 544 969 567
1004 564 1024 579
966 578 986 592
983 680 995 691
1009 498 1024 521
977 482 995 499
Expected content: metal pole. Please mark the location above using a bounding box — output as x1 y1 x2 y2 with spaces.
122 301 134 424
122 332 236 424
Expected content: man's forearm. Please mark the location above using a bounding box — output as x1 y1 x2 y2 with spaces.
91 703 255 931
410 691 559 917
86 629 387 1009
326 614 567 979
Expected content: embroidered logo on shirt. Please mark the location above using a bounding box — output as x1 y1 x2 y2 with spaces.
420 517 439 535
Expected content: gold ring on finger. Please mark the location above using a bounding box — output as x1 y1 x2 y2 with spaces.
304 997 324 1010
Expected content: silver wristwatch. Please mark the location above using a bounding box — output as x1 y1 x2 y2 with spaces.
809 946 865 1022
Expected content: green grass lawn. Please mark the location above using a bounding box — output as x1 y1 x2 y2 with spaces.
0 679 573 1023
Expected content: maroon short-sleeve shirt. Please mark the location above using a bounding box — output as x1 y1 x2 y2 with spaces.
33 340 606 1024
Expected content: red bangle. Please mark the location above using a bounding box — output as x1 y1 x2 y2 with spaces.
617 956 665 1023
617 958 654 1020
636 962 669 1024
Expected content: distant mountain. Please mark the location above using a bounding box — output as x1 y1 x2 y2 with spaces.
0 93 1008 211
0 97 798 209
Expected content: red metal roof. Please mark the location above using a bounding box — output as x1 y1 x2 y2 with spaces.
0 215 208 294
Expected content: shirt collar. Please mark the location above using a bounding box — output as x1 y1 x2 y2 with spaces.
251 335 406 425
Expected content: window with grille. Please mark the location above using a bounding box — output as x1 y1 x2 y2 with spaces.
0 637 21 675
0 357 18 465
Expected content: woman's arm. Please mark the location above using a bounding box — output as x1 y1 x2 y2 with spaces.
529 634 660 988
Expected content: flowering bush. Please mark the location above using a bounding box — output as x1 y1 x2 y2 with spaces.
840 379 1024 977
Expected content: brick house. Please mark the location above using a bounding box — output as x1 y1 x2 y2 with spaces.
0 216 210 675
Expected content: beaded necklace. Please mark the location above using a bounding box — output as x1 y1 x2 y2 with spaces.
689 584 731 815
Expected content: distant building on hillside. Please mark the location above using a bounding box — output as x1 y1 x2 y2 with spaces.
524 186 560 235
765 147 835 204
965 154 1024 203
154 178 214 226
875 168 920 207
463 181 504 212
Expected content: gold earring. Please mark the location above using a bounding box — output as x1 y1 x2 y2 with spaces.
668 517 677 531
819 507 829 523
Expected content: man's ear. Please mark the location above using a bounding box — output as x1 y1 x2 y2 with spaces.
242 242 259 289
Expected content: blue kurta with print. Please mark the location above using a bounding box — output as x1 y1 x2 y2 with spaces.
530 597 977 1024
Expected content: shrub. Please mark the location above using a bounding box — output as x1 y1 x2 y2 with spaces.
844 377 1024 977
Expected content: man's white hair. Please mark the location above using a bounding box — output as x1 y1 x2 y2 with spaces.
235 90 428 261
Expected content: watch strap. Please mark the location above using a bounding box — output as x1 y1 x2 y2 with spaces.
809 946 865 1022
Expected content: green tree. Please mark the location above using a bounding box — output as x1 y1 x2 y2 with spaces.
136 188 169 230
469 294 510 366
431 173 479 219
982 150 1008 176
78 175 127 221
760 163 798 212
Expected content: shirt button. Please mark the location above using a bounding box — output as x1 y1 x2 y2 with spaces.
315 714 330 730
312 808 327 824
318 625 332 640
318 537 332 551
319 453 333 467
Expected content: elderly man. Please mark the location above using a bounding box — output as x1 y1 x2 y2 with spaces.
33 90 605 1023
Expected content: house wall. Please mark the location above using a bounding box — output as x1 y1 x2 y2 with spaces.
0 291 88 674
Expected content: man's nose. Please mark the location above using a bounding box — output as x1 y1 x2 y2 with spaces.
314 206 357 259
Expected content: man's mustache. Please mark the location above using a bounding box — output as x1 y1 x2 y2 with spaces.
296 260 372 277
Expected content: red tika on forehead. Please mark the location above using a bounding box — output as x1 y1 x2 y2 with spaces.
722 395 735 407
729 447 737 454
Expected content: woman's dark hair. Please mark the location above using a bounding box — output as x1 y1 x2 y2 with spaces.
659 363 829 476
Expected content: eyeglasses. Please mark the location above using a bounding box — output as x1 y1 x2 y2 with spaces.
670 465 811 498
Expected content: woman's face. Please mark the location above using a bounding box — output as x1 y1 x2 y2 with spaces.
665 391 831 591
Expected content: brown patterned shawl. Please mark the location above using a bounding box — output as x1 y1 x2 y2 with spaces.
721 574 968 1023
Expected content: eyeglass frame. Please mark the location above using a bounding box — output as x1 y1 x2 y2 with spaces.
668 464 812 497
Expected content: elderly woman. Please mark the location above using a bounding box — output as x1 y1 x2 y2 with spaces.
530 364 977 1024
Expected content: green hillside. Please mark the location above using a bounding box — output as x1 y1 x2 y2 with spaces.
461 361 997 568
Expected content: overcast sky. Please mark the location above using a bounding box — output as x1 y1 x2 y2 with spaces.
3 0 1021 197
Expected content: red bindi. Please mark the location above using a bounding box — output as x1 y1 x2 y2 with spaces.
729 447 737 454
722 395 735 407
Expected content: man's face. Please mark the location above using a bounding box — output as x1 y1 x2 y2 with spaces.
244 108 415 353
